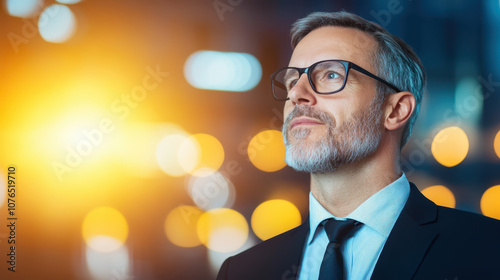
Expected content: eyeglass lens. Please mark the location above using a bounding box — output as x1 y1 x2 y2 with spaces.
272 60 347 100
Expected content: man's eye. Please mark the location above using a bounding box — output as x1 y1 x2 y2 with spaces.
327 72 341 79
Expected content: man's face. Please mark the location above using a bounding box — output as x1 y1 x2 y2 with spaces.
282 26 385 173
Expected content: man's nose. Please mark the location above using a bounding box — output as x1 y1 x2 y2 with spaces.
287 74 317 106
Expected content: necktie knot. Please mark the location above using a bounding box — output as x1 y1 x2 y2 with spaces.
319 218 362 280
323 218 360 244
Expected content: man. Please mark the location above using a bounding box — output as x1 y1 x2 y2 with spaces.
217 11 500 280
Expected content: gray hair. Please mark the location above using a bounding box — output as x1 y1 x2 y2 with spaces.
290 11 426 148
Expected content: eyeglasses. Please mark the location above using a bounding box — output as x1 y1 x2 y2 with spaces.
270 59 401 101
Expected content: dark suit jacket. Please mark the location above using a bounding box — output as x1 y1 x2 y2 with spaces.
216 183 500 280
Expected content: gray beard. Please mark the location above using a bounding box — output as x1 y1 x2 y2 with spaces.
282 101 383 173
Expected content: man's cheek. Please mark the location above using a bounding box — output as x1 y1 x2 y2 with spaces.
283 102 294 117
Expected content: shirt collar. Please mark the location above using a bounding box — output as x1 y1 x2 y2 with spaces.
307 173 410 244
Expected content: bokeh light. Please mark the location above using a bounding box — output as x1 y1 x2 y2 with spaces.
480 185 500 220
206 237 257 276
184 50 262 92
197 208 248 252
85 244 130 280
188 133 225 176
5 0 42 18
82 207 129 253
431 126 469 167
156 132 199 177
187 170 235 210
112 123 183 178
38 4 76 43
494 130 500 159
421 185 456 208
248 130 286 172
251 199 301 240
454 77 482 126
177 135 201 174
164 205 203 248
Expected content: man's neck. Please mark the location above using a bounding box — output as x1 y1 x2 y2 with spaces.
310 151 401 218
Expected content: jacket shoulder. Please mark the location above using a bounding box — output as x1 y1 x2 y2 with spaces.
435 206 500 232
228 223 306 265
413 206 500 279
217 223 308 280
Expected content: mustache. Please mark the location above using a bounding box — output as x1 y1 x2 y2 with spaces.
283 105 336 130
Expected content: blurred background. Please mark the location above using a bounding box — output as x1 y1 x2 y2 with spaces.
0 0 499 279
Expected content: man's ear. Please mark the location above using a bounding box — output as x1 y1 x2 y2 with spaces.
384 91 415 131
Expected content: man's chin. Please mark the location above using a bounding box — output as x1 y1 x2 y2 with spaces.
284 146 338 173
285 159 338 174
287 127 311 141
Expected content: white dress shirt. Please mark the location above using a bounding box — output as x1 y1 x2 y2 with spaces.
298 173 410 280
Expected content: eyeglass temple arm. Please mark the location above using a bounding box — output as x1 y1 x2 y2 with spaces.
350 64 402 93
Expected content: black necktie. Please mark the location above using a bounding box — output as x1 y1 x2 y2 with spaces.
318 218 361 280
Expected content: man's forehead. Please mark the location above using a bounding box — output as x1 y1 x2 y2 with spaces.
288 26 377 68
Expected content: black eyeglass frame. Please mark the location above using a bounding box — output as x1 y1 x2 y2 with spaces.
270 59 402 101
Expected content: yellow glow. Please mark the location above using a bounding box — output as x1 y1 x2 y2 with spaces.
82 207 129 252
421 185 456 208
37 104 110 157
6 73 133 187
164 206 203 248
251 199 301 240
197 208 248 252
494 130 500 159
431 127 469 167
0 172 5 208
156 132 200 177
25 102 136 189
189 134 225 176
481 185 500 220
248 130 286 172
0 60 160 214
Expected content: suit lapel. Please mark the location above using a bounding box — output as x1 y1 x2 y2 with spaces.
272 216 310 279
371 183 439 280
